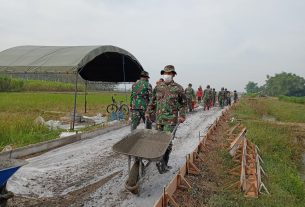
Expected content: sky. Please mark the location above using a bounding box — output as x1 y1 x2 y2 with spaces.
0 0 305 91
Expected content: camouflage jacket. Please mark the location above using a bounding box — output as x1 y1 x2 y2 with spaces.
185 86 195 100
218 90 225 100
213 91 217 99
203 88 213 100
146 81 187 125
234 92 238 100
130 79 152 110
226 91 231 98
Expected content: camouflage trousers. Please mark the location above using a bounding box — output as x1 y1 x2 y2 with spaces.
219 99 224 108
186 98 193 112
131 109 152 130
204 98 211 110
156 124 176 166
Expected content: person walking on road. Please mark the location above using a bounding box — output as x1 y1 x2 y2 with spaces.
218 87 225 108
196 86 203 104
145 65 187 174
212 88 217 107
130 71 152 130
185 83 195 112
203 85 212 110
234 90 238 103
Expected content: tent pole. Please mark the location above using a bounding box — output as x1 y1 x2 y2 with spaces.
122 55 127 102
85 80 88 113
71 73 78 130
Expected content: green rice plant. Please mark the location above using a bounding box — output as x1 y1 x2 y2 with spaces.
23 79 85 92
0 76 24 91
0 92 129 150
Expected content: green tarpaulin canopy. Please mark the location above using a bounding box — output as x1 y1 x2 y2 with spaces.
0 45 143 82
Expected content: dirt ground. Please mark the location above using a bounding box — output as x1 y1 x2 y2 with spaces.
172 114 236 207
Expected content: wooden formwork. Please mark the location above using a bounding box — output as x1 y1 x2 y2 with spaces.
153 108 227 207
227 126 269 197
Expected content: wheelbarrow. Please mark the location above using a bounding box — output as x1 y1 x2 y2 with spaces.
112 124 179 194
0 159 27 207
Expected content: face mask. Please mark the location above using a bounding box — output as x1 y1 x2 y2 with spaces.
163 74 173 83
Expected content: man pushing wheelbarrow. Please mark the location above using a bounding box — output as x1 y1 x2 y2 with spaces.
113 65 187 193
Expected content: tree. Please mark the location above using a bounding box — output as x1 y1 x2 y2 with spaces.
245 81 260 93
264 72 305 96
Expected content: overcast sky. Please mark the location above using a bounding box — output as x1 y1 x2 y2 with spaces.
0 0 305 91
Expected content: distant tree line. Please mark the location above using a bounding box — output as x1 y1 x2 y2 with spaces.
245 72 305 96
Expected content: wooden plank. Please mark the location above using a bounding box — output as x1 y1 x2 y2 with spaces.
229 128 246 156
229 127 247 149
166 175 178 196
178 174 192 189
180 162 187 176
153 197 163 207
165 193 180 207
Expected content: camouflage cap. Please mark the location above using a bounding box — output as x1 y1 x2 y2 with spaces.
188 83 192 86
140 70 150 78
160 65 177 75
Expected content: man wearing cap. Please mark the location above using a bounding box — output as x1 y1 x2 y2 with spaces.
145 65 187 173
218 87 225 108
203 85 213 110
185 83 195 112
130 70 152 130
212 88 217 107
233 90 238 103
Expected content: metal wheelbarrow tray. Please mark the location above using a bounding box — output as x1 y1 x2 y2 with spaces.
0 158 27 205
113 129 172 161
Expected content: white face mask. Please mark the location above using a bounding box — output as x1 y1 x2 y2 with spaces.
163 74 173 83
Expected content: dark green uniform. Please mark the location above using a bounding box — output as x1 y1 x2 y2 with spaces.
234 91 238 102
203 88 212 110
147 81 187 131
146 70 187 173
185 85 195 112
130 79 152 130
212 88 217 106
218 88 225 108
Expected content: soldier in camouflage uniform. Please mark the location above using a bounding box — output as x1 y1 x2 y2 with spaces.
212 88 217 107
234 90 238 102
145 65 187 173
224 88 228 106
185 83 195 112
218 87 225 108
226 90 231 106
130 71 152 130
203 85 213 110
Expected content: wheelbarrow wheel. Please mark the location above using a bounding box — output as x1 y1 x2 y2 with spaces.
126 161 140 194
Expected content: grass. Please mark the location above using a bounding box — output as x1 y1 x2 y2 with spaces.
234 97 305 123
278 95 305 104
0 92 129 150
209 97 305 207
0 76 85 92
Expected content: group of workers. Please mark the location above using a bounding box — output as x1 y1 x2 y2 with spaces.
129 65 238 174
185 84 238 110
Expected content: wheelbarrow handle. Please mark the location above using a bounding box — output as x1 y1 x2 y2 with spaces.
171 123 180 138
